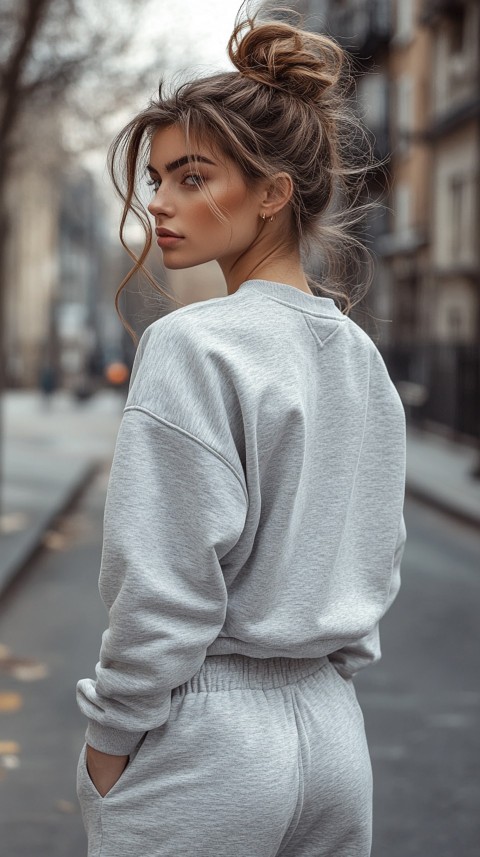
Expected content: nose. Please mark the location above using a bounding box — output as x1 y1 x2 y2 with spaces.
147 187 174 218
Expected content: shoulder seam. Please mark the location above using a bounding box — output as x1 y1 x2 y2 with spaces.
123 405 248 504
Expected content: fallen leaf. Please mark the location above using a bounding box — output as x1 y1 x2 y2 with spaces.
0 655 49 681
9 663 49 681
0 693 22 712
0 512 29 534
54 799 76 814
42 531 68 550
0 739 20 754
1 754 20 769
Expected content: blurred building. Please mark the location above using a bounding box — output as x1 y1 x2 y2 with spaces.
56 166 109 389
4 107 63 388
286 0 480 443
419 0 480 439
376 0 432 349
274 0 395 335
4 103 119 391
316 0 397 339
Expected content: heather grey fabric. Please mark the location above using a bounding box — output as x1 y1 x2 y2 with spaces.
76 277 407 760
76 653 373 857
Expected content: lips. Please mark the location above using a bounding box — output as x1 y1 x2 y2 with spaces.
155 227 183 238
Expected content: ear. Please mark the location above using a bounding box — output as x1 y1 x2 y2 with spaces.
259 172 294 219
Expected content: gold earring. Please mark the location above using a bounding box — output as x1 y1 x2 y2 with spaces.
269 215 275 222
260 213 266 221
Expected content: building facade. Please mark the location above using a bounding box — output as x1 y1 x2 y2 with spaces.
288 0 479 442
419 0 480 439
4 103 118 391
4 108 63 387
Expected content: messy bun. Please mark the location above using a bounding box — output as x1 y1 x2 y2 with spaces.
108 0 382 343
228 18 344 104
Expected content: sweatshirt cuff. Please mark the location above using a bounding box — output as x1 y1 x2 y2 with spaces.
85 719 147 756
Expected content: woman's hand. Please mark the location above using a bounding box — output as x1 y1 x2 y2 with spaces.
86 744 130 797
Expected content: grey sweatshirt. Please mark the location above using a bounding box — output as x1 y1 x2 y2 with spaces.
76 278 407 755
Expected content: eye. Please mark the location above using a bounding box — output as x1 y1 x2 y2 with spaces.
146 177 160 193
182 173 205 187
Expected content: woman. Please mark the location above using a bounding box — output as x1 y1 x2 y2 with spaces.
76 4 407 855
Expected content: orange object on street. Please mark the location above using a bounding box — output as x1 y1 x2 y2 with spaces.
105 362 129 385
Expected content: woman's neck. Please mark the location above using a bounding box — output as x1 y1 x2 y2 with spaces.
219 245 312 297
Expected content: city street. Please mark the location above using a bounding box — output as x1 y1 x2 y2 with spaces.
0 468 478 856
2 0 479 854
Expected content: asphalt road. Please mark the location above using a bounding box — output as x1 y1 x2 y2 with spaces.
0 469 478 856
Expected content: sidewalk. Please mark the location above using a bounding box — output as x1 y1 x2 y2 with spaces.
0 390 124 598
0 390 479 600
405 424 480 527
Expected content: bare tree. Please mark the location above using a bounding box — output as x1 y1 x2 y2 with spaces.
0 0 168 518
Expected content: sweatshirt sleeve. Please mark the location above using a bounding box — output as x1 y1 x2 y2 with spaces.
328 511 407 679
76 406 248 755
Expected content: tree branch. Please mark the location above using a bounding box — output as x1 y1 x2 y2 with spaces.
0 0 53 142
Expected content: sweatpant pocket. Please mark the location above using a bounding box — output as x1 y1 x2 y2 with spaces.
76 744 103 856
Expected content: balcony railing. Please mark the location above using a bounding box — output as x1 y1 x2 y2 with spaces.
420 0 467 24
326 0 392 55
381 341 479 442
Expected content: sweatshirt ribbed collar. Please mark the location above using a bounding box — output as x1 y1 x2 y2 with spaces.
237 279 346 319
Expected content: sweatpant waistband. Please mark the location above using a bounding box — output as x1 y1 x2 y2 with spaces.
172 653 330 696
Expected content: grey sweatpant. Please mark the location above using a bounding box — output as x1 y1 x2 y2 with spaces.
76 653 372 856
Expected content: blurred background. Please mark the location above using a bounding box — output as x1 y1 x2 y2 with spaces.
0 1 479 855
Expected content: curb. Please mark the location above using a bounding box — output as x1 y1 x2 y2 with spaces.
0 461 99 601
405 482 480 529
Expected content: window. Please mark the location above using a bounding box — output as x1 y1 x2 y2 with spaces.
450 176 463 259
396 74 413 154
395 0 413 42
394 183 411 235
448 8 466 55
357 72 388 128
449 174 469 261
448 306 462 340
398 279 417 339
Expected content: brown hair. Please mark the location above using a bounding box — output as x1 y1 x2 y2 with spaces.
108 1 382 344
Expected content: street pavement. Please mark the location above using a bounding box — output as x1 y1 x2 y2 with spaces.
0 462 478 856
0 389 479 855
405 424 480 528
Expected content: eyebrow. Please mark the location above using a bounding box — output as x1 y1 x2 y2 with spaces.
146 155 216 175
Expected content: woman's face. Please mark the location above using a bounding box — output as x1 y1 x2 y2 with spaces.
146 124 266 273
